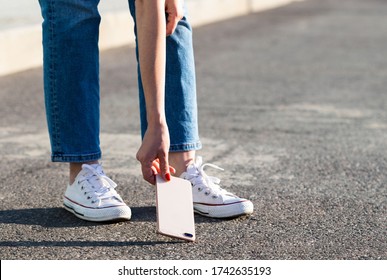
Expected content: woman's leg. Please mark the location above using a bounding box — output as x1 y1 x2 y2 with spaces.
39 0 131 222
39 0 102 183
39 0 102 163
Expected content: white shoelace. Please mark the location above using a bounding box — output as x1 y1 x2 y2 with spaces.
184 157 235 199
78 164 120 206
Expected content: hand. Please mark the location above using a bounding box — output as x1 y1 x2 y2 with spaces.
136 121 174 185
165 0 184 36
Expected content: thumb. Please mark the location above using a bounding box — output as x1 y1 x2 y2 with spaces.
159 154 171 181
166 16 179 36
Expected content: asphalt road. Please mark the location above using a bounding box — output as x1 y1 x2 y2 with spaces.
0 0 386 260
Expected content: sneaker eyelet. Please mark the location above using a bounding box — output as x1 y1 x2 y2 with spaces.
87 196 91 199
212 195 218 199
205 191 210 196
84 192 87 195
197 187 203 192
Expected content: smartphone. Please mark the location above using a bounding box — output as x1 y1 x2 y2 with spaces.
155 174 196 242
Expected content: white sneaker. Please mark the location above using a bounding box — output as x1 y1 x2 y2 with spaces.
180 157 254 218
63 164 131 222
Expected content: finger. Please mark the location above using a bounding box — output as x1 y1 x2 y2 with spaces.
152 160 161 174
151 165 158 175
142 165 156 185
169 165 176 174
158 154 170 181
147 175 156 185
166 11 181 36
154 160 175 176
166 19 178 36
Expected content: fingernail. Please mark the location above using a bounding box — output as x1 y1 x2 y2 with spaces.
165 173 171 181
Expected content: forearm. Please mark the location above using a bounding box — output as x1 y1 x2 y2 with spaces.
135 0 166 126
134 0 184 184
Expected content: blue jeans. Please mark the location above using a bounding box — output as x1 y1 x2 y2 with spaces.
39 0 202 162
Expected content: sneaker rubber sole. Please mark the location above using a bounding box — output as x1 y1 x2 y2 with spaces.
193 199 254 218
63 197 131 222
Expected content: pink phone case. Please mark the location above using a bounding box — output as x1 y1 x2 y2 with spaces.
156 175 196 242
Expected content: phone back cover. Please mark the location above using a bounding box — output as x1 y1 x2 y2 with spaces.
156 175 196 242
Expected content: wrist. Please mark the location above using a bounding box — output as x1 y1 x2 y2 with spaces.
147 113 167 128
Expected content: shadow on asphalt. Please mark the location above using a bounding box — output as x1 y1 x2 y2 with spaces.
0 206 235 228
0 206 159 227
0 240 183 247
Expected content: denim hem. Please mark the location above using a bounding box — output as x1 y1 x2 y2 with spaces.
51 151 102 163
169 141 202 152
